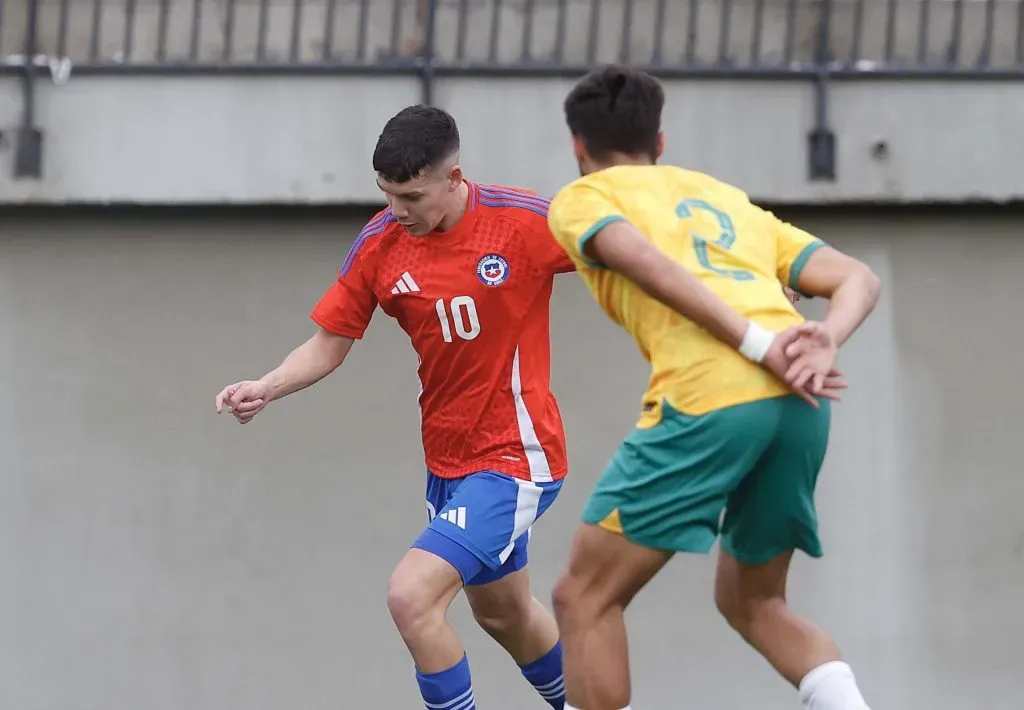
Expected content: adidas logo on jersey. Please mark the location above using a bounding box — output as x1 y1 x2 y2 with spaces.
439 507 467 530
391 272 420 295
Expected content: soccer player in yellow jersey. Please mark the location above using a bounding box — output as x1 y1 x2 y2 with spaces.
547 66 882 710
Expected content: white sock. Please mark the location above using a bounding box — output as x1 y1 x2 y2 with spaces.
798 661 871 710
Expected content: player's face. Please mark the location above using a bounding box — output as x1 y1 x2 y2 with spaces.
377 166 462 236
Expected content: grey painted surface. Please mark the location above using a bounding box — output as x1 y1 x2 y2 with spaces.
2 76 1024 205
4 0 1023 205
1 208 1022 709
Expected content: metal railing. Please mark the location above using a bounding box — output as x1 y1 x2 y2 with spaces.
1 0 1022 182
2 0 1023 78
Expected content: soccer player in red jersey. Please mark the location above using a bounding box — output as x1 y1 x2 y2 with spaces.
215 106 573 710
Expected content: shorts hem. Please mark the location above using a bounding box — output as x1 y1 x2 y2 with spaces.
581 520 715 556
722 542 824 566
424 522 493 564
580 508 610 528
632 533 715 555
412 527 491 584
464 553 528 587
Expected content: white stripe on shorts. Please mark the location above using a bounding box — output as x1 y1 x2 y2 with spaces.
497 479 543 564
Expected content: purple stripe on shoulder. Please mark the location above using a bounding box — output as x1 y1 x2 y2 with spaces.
479 184 550 199
479 186 551 207
360 213 388 235
477 198 549 218
340 212 395 276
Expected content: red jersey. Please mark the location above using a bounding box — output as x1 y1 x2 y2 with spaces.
311 181 575 482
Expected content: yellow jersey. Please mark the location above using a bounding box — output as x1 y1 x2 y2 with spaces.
548 164 826 425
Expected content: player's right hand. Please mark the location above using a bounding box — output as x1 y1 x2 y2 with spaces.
764 327 846 407
782 322 841 397
214 380 272 424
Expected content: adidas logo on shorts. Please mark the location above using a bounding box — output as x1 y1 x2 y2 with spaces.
438 506 467 530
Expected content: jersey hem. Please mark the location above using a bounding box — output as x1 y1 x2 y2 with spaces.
638 389 794 427
426 464 569 481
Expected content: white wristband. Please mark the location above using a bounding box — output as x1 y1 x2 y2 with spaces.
739 321 775 363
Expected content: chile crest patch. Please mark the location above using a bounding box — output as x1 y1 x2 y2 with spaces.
476 254 510 287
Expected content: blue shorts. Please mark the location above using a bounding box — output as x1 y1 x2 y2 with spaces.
412 470 563 587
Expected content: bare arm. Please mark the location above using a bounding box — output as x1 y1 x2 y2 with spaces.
794 246 881 347
261 328 355 402
585 221 754 352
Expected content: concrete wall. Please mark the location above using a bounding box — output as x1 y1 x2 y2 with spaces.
2 74 1023 205
1 0 1022 205
1 207 1021 710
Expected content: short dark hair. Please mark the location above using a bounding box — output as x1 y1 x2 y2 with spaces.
563 65 664 161
372 105 461 183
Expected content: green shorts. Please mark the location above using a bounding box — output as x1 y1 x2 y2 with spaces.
583 395 831 565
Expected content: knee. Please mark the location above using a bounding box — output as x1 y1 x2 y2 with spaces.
554 568 638 624
714 586 784 633
551 573 587 625
387 569 440 640
471 595 532 638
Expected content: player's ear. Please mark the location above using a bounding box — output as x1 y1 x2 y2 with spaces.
655 132 665 160
447 164 463 191
572 135 586 163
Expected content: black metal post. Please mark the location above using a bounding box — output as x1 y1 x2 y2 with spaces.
15 0 43 179
420 0 439 105
808 0 836 181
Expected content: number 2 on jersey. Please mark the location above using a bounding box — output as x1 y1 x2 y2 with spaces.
435 296 481 342
676 199 754 281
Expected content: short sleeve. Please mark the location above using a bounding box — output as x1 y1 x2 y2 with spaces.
547 181 625 269
309 225 380 339
772 214 827 292
521 206 577 275
545 241 577 274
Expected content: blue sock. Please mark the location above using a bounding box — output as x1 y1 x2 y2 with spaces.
520 641 565 709
415 653 476 710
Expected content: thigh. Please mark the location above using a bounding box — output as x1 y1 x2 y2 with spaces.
463 566 532 620
414 470 562 586
557 522 672 613
389 546 467 613
721 396 831 566
582 399 777 555
714 547 794 610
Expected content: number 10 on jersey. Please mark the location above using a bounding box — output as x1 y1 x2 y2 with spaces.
435 296 481 342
